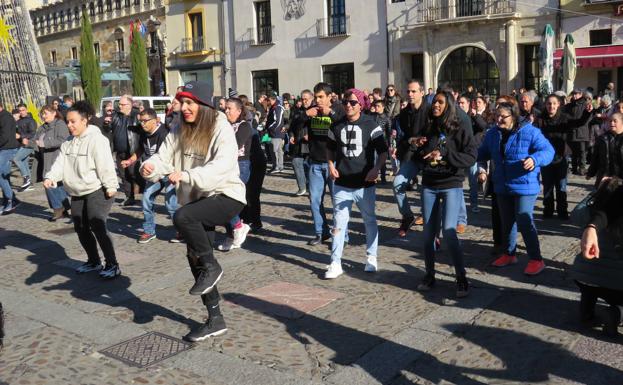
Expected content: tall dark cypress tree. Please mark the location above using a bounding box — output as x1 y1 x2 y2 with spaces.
79 6 101 107
130 25 149 96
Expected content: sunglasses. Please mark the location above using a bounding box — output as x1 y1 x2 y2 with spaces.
342 100 359 107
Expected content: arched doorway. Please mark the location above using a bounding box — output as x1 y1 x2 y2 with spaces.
438 46 500 97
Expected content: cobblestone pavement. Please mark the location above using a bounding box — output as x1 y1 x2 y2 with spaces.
1 166 622 385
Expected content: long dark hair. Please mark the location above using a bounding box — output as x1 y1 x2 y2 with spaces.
424 90 460 136
180 104 218 158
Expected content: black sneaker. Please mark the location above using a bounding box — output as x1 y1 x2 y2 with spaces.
456 275 469 298
18 178 32 192
122 198 136 207
417 274 436 291
183 316 227 342
189 263 223 295
307 234 331 246
99 264 121 279
75 262 103 274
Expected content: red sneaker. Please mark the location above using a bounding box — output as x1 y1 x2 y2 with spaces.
524 260 545 275
398 216 415 237
491 254 518 267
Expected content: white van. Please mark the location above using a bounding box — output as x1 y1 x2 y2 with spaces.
100 96 173 122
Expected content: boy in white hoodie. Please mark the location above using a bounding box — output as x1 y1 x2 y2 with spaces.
44 102 121 278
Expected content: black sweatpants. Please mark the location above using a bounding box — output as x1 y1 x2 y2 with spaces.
71 189 117 266
240 160 267 227
173 195 244 310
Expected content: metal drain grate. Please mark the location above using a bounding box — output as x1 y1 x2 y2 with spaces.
100 332 193 368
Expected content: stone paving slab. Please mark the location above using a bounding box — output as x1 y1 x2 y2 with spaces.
1 171 621 385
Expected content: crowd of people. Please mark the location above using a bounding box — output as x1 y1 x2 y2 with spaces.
0 76 622 341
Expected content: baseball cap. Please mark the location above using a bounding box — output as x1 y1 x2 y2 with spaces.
175 81 214 108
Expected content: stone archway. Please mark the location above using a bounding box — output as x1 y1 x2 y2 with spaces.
438 46 500 97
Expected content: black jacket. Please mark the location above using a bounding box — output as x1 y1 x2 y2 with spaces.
395 102 429 162
415 117 477 189
288 106 309 157
565 98 590 142
535 109 592 164
110 110 140 155
0 109 19 150
16 115 37 148
372 112 392 146
587 131 623 185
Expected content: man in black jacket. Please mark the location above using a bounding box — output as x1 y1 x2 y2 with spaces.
288 90 312 195
0 100 21 214
13 103 37 191
266 93 285 173
111 95 141 206
392 79 428 237
565 89 590 175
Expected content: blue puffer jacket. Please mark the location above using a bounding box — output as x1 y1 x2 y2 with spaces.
478 122 554 196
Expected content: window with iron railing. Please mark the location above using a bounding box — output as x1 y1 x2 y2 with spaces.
66 9 72 22
97 0 103 14
254 1 272 44
322 63 353 95
89 2 95 16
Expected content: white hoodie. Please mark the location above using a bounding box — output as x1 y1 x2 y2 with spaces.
142 112 246 205
45 125 119 197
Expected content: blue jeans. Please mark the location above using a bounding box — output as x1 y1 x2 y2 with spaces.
13 147 34 179
46 184 69 209
458 193 468 226
0 148 17 203
308 161 333 236
392 159 419 218
496 194 542 261
228 160 251 232
142 177 178 235
421 187 466 276
331 185 378 264
292 156 308 192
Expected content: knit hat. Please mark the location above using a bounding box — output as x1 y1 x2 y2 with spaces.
346 88 370 111
175 81 214 108
228 88 238 98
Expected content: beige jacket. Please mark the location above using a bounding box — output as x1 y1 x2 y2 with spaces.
142 113 246 205
45 125 119 197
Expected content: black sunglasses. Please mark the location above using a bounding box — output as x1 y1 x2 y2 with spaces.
342 100 359 107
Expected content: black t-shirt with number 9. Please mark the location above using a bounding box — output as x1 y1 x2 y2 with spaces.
327 114 388 189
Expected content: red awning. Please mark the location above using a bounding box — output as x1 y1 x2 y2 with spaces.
554 45 623 69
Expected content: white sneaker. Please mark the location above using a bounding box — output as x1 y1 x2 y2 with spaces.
324 262 343 279
217 238 236 252
232 223 251 247
364 255 378 272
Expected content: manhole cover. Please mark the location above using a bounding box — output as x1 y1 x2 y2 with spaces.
229 281 343 319
100 332 193 368
47 227 75 236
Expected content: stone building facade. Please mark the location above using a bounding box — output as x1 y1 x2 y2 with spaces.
229 0 389 100
165 0 231 98
386 0 557 97
30 0 166 99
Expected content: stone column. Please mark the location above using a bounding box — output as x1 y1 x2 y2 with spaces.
423 29 432 89
505 20 518 95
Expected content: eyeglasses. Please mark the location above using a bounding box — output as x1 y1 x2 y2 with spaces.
139 118 155 124
496 114 511 120
387 88 395 92
342 100 359 107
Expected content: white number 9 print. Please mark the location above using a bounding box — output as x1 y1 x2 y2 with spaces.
341 126 363 157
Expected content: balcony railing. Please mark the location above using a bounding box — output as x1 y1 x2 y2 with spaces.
252 25 273 45
112 51 129 66
417 0 515 23
180 37 206 53
316 15 350 38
